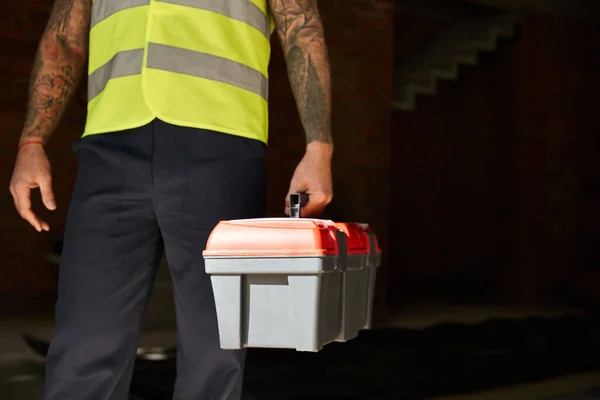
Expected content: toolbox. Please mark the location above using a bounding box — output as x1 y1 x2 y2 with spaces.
356 223 382 330
333 222 369 342
203 194 381 352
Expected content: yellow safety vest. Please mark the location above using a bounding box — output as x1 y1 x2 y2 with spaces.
84 0 274 143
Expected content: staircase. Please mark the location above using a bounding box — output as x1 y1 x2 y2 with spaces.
392 11 523 111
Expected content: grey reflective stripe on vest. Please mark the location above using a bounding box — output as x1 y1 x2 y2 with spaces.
146 43 268 100
88 49 144 101
157 0 270 39
91 0 150 28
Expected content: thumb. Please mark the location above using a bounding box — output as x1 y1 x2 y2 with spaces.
39 174 56 211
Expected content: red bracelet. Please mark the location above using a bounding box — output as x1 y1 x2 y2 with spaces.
18 139 44 150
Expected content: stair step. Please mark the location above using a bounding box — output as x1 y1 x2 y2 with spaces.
397 51 478 76
396 66 461 87
395 0 504 23
437 26 516 47
392 87 415 111
391 12 522 111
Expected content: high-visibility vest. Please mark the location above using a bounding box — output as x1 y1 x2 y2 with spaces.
84 0 274 143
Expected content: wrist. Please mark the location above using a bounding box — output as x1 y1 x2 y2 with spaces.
305 141 333 159
18 138 45 151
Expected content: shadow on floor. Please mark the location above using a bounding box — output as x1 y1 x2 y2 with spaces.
542 388 600 400
19 313 600 400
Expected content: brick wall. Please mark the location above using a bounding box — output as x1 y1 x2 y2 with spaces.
4 2 598 313
389 14 600 309
0 1 395 319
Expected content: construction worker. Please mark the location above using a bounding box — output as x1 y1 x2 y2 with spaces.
9 0 333 398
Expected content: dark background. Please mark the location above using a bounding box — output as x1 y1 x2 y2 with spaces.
1 0 599 321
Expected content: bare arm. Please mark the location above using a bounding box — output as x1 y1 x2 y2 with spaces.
270 0 333 216
20 0 91 145
269 0 333 150
10 0 91 232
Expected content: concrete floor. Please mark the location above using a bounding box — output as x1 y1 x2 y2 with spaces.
3 357 600 400
1 305 600 400
0 316 177 399
435 372 600 400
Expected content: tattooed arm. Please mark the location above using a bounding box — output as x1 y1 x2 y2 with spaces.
270 0 334 216
269 0 333 149
10 0 91 232
19 0 91 145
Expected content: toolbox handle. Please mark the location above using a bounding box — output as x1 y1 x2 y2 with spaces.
289 193 309 218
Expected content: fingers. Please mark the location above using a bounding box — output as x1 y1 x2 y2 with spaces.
300 192 332 217
9 146 54 232
10 182 50 232
284 190 332 218
12 184 48 232
284 195 291 215
38 174 57 211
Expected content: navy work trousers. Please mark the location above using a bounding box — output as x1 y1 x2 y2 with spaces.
42 119 267 400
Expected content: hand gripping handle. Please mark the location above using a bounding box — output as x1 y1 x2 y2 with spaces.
289 193 309 218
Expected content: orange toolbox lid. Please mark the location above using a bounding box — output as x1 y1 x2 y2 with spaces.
354 223 382 253
203 218 342 258
334 222 369 255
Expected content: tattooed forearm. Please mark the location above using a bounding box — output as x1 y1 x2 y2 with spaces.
270 0 332 145
20 0 91 145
